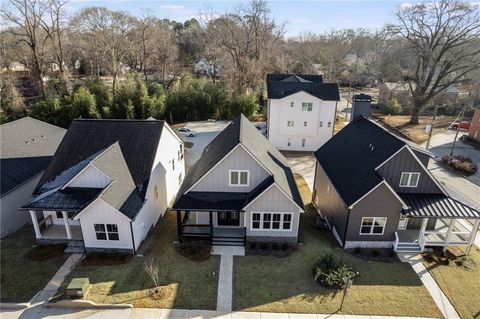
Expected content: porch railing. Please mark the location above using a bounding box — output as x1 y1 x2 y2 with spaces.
394 232 399 251
38 215 53 232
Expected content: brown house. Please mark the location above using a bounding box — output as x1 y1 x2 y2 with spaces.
467 106 480 143
312 115 480 253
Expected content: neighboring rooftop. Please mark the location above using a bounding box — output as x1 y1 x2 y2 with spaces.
174 114 303 210
267 73 340 101
0 117 66 159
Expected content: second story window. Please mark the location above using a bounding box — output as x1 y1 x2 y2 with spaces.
400 172 420 187
302 102 313 111
301 138 306 147
304 121 307 126
287 120 295 127
319 121 323 127
327 122 332 128
290 102 294 107
229 170 249 187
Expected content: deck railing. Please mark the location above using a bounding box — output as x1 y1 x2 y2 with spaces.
394 232 399 251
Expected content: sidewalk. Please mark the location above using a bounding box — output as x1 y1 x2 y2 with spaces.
397 253 459 319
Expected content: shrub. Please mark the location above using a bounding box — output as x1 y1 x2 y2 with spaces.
272 243 280 250
260 242 269 251
354 247 361 255
442 155 478 175
178 241 211 261
457 256 476 270
313 253 358 289
249 242 257 250
281 243 289 251
371 250 380 257
384 98 403 115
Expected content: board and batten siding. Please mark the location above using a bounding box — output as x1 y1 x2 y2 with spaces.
66 164 112 188
376 147 442 194
77 199 134 251
347 183 403 242
191 145 270 193
244 185 301 238
313 161 349 243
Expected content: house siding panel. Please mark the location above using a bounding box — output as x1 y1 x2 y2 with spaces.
67 165 111 188
312 162 349 244
377 147 442 194
468 109 480 143
191 145 270 193
347 183 402 242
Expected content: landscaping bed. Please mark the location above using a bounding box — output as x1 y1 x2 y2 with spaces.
423 246 480 319
233 208 442 317
58 212 220 310
0 227 69 302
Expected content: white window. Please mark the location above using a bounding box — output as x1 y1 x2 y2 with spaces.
327 183 331 195
399 172 420 187
327 122 332 128
304 121 307 126
319 121 323 127
178 144 184 161
302 102 313 111
229 170 249 187
251 212 293 231
94 223 119 240
178 173 183 185
172 158 175 170
56 211 63 219
290 101 294 108
287 138 291 147
153 185 158 200
360 217 387 235
301 138 306 147
287 120 295 127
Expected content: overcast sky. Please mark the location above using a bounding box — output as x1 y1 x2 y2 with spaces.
65 0 480 37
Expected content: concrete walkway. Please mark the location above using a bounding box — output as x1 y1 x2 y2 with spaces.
397 253 459 319
30 253 84 305
211 246 245 312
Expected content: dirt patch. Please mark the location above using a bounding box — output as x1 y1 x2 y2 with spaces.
26 244 66 261
81 252 132 266
294 173 312 205
176 240 211 262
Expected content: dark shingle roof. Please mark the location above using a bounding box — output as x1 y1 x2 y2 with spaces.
401 193 480 219
175 115 303 210
21 187 102 212
267 73 323 83
1 156 52 196
315 116 425 207
34 119 165 199
119 189 144 220
267 81 340 101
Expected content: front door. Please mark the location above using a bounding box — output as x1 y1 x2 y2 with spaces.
217 211 240 226
398 216 408 230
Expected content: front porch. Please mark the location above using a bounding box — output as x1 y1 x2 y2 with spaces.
176 210 246 246
29 210 83 243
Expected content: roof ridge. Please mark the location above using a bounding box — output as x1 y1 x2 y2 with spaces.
74 119 165 123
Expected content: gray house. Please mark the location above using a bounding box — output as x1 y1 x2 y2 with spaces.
313 115 480 253
173 114 304 246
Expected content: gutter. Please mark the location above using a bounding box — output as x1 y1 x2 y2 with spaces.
130 221 136 255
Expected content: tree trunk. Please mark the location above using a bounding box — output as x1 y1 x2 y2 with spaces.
410 102 422 124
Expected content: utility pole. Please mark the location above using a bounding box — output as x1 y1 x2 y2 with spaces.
449 104 467 158
426 104 440 150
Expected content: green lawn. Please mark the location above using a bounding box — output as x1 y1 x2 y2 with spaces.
233 206 442 316
424 246 480 319
60 212 220 309
0 227 69 302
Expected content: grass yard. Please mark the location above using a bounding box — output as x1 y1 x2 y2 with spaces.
59 212 220 309
423 246 480 319
0 227 69 302
375 114 457 144
233 175 442 317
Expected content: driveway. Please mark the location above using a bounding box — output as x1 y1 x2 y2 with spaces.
283 152 316 191
423 129 480 187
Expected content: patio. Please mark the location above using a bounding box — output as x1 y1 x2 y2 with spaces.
41 224 83 241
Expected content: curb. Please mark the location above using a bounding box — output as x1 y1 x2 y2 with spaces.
44 299 133 309
0 303 29 310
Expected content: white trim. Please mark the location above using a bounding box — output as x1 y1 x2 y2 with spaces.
242 183 276 210
238 144 273 179
397 215 409 230
375 145 407 170
332 226 343 246
399 172 420 188
228 169 250 187
242 183 304 212
250 212 293 231
73 195 133 222
348 180 407 209
383 180 408 209
163 121 184 144
359 216 387 235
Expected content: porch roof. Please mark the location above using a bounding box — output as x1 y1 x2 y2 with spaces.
173 192 249 211
21 187 102 212
401 193 480 219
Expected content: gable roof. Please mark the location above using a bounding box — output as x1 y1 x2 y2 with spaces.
267 73 323 83
315 116 434 207
0 156 52 196
0 117 66 159
34 119 164 198
175 114 303 210
267 81 340 101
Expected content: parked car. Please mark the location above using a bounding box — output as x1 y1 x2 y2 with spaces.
176 128 197 137
451 121 470 130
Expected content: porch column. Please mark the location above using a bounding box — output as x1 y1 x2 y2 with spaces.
29 210 42 239
176 211 182 239
466 219 480 255
62 211 72 239
444 219 455 252
419 218 428 250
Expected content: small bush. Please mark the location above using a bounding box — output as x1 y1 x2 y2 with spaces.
249 242 258 250
371 250 380 257
178 240 211 261
260 242 269 251
281 243 289 251
384 98 403 115
457 256 476 270
442 155 478 175
313 253 358 289
272 243 280 250
354 247 362 255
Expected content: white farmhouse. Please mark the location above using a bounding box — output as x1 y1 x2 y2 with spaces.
266 74 340 151
21 119 185 254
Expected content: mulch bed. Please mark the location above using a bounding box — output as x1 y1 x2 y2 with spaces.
176 240 211 262
347 248 399 263
246 241 296 258
81 252 133 266
26 244 67 261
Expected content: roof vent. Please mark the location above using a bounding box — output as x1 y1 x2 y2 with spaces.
369 144 374 152
205 145 211 154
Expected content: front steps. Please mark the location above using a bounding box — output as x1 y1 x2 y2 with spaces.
64 240 85 253
212 236 244 246
395 242 422 253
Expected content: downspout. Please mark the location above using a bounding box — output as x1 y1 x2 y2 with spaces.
342 208 351 248
130 221 136 255
333 100 339 137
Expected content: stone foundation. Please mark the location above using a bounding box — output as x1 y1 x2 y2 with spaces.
344 241 393 249
246 236 297 244
85 247 135 255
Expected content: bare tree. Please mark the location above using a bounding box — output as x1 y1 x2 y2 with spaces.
144 258 160 288
392 0 480 124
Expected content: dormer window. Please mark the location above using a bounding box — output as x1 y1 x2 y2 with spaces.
302 102 313 111
229 170 249 187
400 172 420 187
